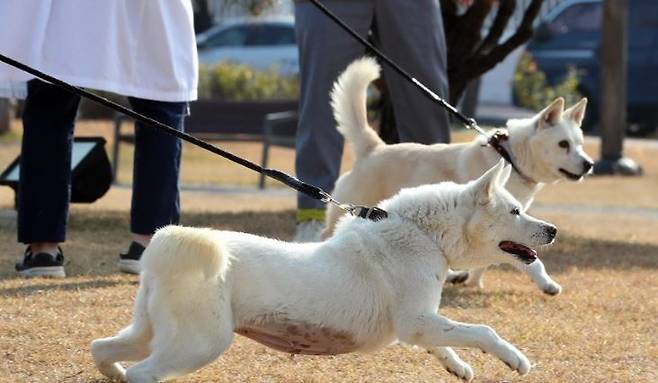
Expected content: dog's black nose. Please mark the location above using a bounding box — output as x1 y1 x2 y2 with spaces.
545 225 558 239
583 159 594 173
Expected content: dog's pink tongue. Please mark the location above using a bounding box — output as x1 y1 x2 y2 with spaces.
499 241 537 263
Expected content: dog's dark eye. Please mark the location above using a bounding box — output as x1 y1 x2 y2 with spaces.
558 140 570 151
510 208 520 216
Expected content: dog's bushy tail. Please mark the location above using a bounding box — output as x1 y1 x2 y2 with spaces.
331 57 385 160
141 225 230 281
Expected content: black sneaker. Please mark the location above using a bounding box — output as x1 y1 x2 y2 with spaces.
118 241 145 274
15 247 66 278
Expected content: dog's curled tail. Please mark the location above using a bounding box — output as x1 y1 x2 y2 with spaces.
141 225 229 281
331 57 385 160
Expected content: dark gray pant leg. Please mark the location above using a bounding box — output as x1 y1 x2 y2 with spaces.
294 0 374 210
375 0 451 144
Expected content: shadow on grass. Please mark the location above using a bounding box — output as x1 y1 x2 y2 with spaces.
540 235 658 272
182 210 296 239
64 209 297 240
440 286 531 309
0 277 137 298
1 209 655 282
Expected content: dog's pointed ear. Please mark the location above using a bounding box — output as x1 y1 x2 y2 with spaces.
565 97 588 126
537 97 565 129
473 159 505 204
498 163 512 186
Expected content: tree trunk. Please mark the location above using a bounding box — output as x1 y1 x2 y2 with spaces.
599 0 627 160
592 0 641 175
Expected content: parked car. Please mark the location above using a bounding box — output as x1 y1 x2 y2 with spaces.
516 0 658 135
196 16 298 75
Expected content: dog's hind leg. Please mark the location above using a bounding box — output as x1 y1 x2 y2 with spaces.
520 259 562 296
91 279 153 381
428 347 473 382
125 289 233 382
91 324 152 381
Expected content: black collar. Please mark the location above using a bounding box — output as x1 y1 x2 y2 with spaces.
486 130 537 185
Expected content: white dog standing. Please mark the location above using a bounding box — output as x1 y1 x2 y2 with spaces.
92 161 557 382
322 57 593 295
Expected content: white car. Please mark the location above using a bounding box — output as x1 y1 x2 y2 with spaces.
196 16 298 75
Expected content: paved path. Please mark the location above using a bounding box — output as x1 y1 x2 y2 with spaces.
533 203 658 221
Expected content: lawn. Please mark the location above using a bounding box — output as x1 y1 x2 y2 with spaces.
0 120 657 382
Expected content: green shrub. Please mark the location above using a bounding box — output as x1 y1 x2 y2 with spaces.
198 61 299 101
513 52 582 110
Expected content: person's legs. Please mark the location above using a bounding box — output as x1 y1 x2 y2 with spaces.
16 79 80 277
118 97 186 273
293 0 374 241
374 0 451 144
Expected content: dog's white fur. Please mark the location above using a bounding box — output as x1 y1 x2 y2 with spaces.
324 57 593 294
91 161 557 382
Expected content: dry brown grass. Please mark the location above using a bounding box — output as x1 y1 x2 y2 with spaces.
0 120 657 382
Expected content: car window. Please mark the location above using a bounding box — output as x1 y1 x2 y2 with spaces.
548 3 601 35
629 1 658 29
205 26 251 47
246 25 296 46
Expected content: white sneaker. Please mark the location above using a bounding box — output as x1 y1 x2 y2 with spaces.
293 220 324 242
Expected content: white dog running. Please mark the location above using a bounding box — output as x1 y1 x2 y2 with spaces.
323 57 593 295
91 161 557 382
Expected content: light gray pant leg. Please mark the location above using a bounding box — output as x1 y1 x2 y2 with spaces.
294 1 374 210
375 0 451 144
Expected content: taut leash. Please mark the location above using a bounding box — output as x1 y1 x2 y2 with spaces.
307 0 531 182
0 53 388 222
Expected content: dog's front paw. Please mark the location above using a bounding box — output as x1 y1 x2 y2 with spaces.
541 279 562 296
429 347 474 382
526 261 561 296
497 342 531 375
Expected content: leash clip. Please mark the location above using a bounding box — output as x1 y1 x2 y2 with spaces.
320 192 388 222
351 206 389 221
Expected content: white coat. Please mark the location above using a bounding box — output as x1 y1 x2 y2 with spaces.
0 0 198 101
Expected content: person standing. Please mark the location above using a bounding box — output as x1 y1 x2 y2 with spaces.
0 0 198 277
292 0 455 241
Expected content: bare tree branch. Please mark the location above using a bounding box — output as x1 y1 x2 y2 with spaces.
440 0 459 29
448 0 545 101
475 0 516 56
472 0 543 77
444 0 494 84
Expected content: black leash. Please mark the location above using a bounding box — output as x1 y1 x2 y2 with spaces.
307 0 532 182
0 53 388 221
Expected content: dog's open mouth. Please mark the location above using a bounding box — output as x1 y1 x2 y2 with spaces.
498 241 537 264
559 168 583 181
